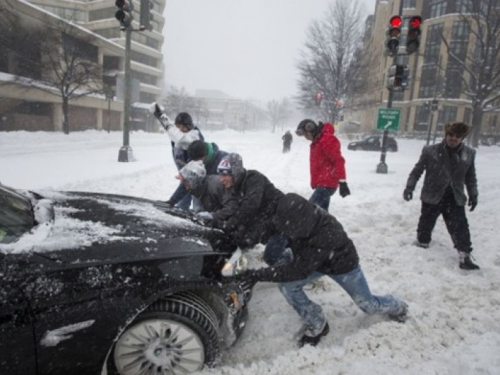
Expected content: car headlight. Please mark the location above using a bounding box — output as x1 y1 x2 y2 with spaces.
221 249 248 277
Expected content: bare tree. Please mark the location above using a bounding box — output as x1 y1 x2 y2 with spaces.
162 86 208 124
295 0 367 123
267 98 292 133
9 20 103 134
441 0 500 147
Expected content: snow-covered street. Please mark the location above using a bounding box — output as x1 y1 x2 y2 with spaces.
1 129 500 374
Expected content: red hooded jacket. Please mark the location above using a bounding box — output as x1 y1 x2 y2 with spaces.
309 123 346 189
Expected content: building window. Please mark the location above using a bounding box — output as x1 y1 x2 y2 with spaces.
444 65 463 98
437 106 458 127
415 105 431 131
457 0 473 14
38 5 86 22
89 7 118 21
403 0 416 8
424 23 443 64
419 65 438 98
130 51 158 68
451 20 469 41
131 70 157 85
93 28 122 39
430 0 448 18
140 92 157 103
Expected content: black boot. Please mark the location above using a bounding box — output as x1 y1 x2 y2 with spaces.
459 252 480 270
298 322 329 347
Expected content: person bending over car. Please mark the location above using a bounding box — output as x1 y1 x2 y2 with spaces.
178 160 237 229
224 193 408 348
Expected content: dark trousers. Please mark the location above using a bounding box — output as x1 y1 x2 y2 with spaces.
417 190 472 253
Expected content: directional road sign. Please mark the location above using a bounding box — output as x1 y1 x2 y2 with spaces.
377 108 401 131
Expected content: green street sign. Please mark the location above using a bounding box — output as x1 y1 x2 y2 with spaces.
377 108 401 131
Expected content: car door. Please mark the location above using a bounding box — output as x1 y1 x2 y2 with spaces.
366 137 380 151
0 253 37 374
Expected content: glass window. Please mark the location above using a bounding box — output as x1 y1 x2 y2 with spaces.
415 105 431 132
451 21 469 41
403 0 417 8
437 105 458 126
419 65 438 98
430 0 448 18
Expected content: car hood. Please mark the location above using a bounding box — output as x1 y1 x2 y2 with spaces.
0 190 229 264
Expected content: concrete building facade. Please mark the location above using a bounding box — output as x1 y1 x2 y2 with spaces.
0 0 165 132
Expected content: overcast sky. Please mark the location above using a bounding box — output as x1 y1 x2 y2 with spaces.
162 0 377 103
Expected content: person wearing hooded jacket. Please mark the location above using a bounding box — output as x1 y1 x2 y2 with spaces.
152 103 204 211
403 122 479 270
295 119 350 211
167 141 229 210
177 160 238 229
217 154 289 263
224 192 408 347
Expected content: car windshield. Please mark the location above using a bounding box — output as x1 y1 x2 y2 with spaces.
0 185 35 244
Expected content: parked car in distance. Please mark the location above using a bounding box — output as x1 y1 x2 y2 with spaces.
347 135 398 152
0 183 249 375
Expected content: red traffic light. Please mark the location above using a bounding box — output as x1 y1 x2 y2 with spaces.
389 16 403 28
409 16 422 29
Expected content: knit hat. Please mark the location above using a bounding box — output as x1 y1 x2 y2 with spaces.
444 122 471 138
188 140 207 161
217 153 243 175
179 160 206 189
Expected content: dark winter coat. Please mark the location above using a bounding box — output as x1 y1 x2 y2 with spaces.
204 143 228 175
228 170 284 229
405 140 478 206
190 175 238 228
243 193 359 283
309 123 346 189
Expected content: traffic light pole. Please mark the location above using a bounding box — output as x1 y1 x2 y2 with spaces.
377 0 406 174
118 26 133 162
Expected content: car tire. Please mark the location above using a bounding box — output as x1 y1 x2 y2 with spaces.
387 146 397 152
111 292 220 374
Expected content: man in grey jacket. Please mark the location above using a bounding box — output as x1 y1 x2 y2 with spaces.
403 122 479 270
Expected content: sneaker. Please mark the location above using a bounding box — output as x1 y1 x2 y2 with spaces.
388 302 408 323
459 252 480 270
414 241 429 249
298 322 330 347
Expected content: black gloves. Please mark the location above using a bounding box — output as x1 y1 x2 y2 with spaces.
339 182 351 198
153 103 163 119
403 188 413 201
468 196 478 211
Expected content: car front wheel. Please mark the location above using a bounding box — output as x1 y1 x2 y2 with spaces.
112 293 220 374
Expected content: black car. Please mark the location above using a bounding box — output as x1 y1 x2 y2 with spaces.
347 135 398 152
0 184 249 375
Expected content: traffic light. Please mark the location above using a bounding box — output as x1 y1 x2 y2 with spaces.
407 16 422 55
115 0 133 30
387 65 410 91
385 15 402 56
314 92 323 106
140 0 154 31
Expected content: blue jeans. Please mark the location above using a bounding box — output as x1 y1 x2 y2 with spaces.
278 266 405 332
309 187 336 211
263 234 293 266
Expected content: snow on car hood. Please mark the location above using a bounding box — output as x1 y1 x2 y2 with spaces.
0 190 203 255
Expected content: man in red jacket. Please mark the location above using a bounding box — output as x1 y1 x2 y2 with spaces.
296 119 350 211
